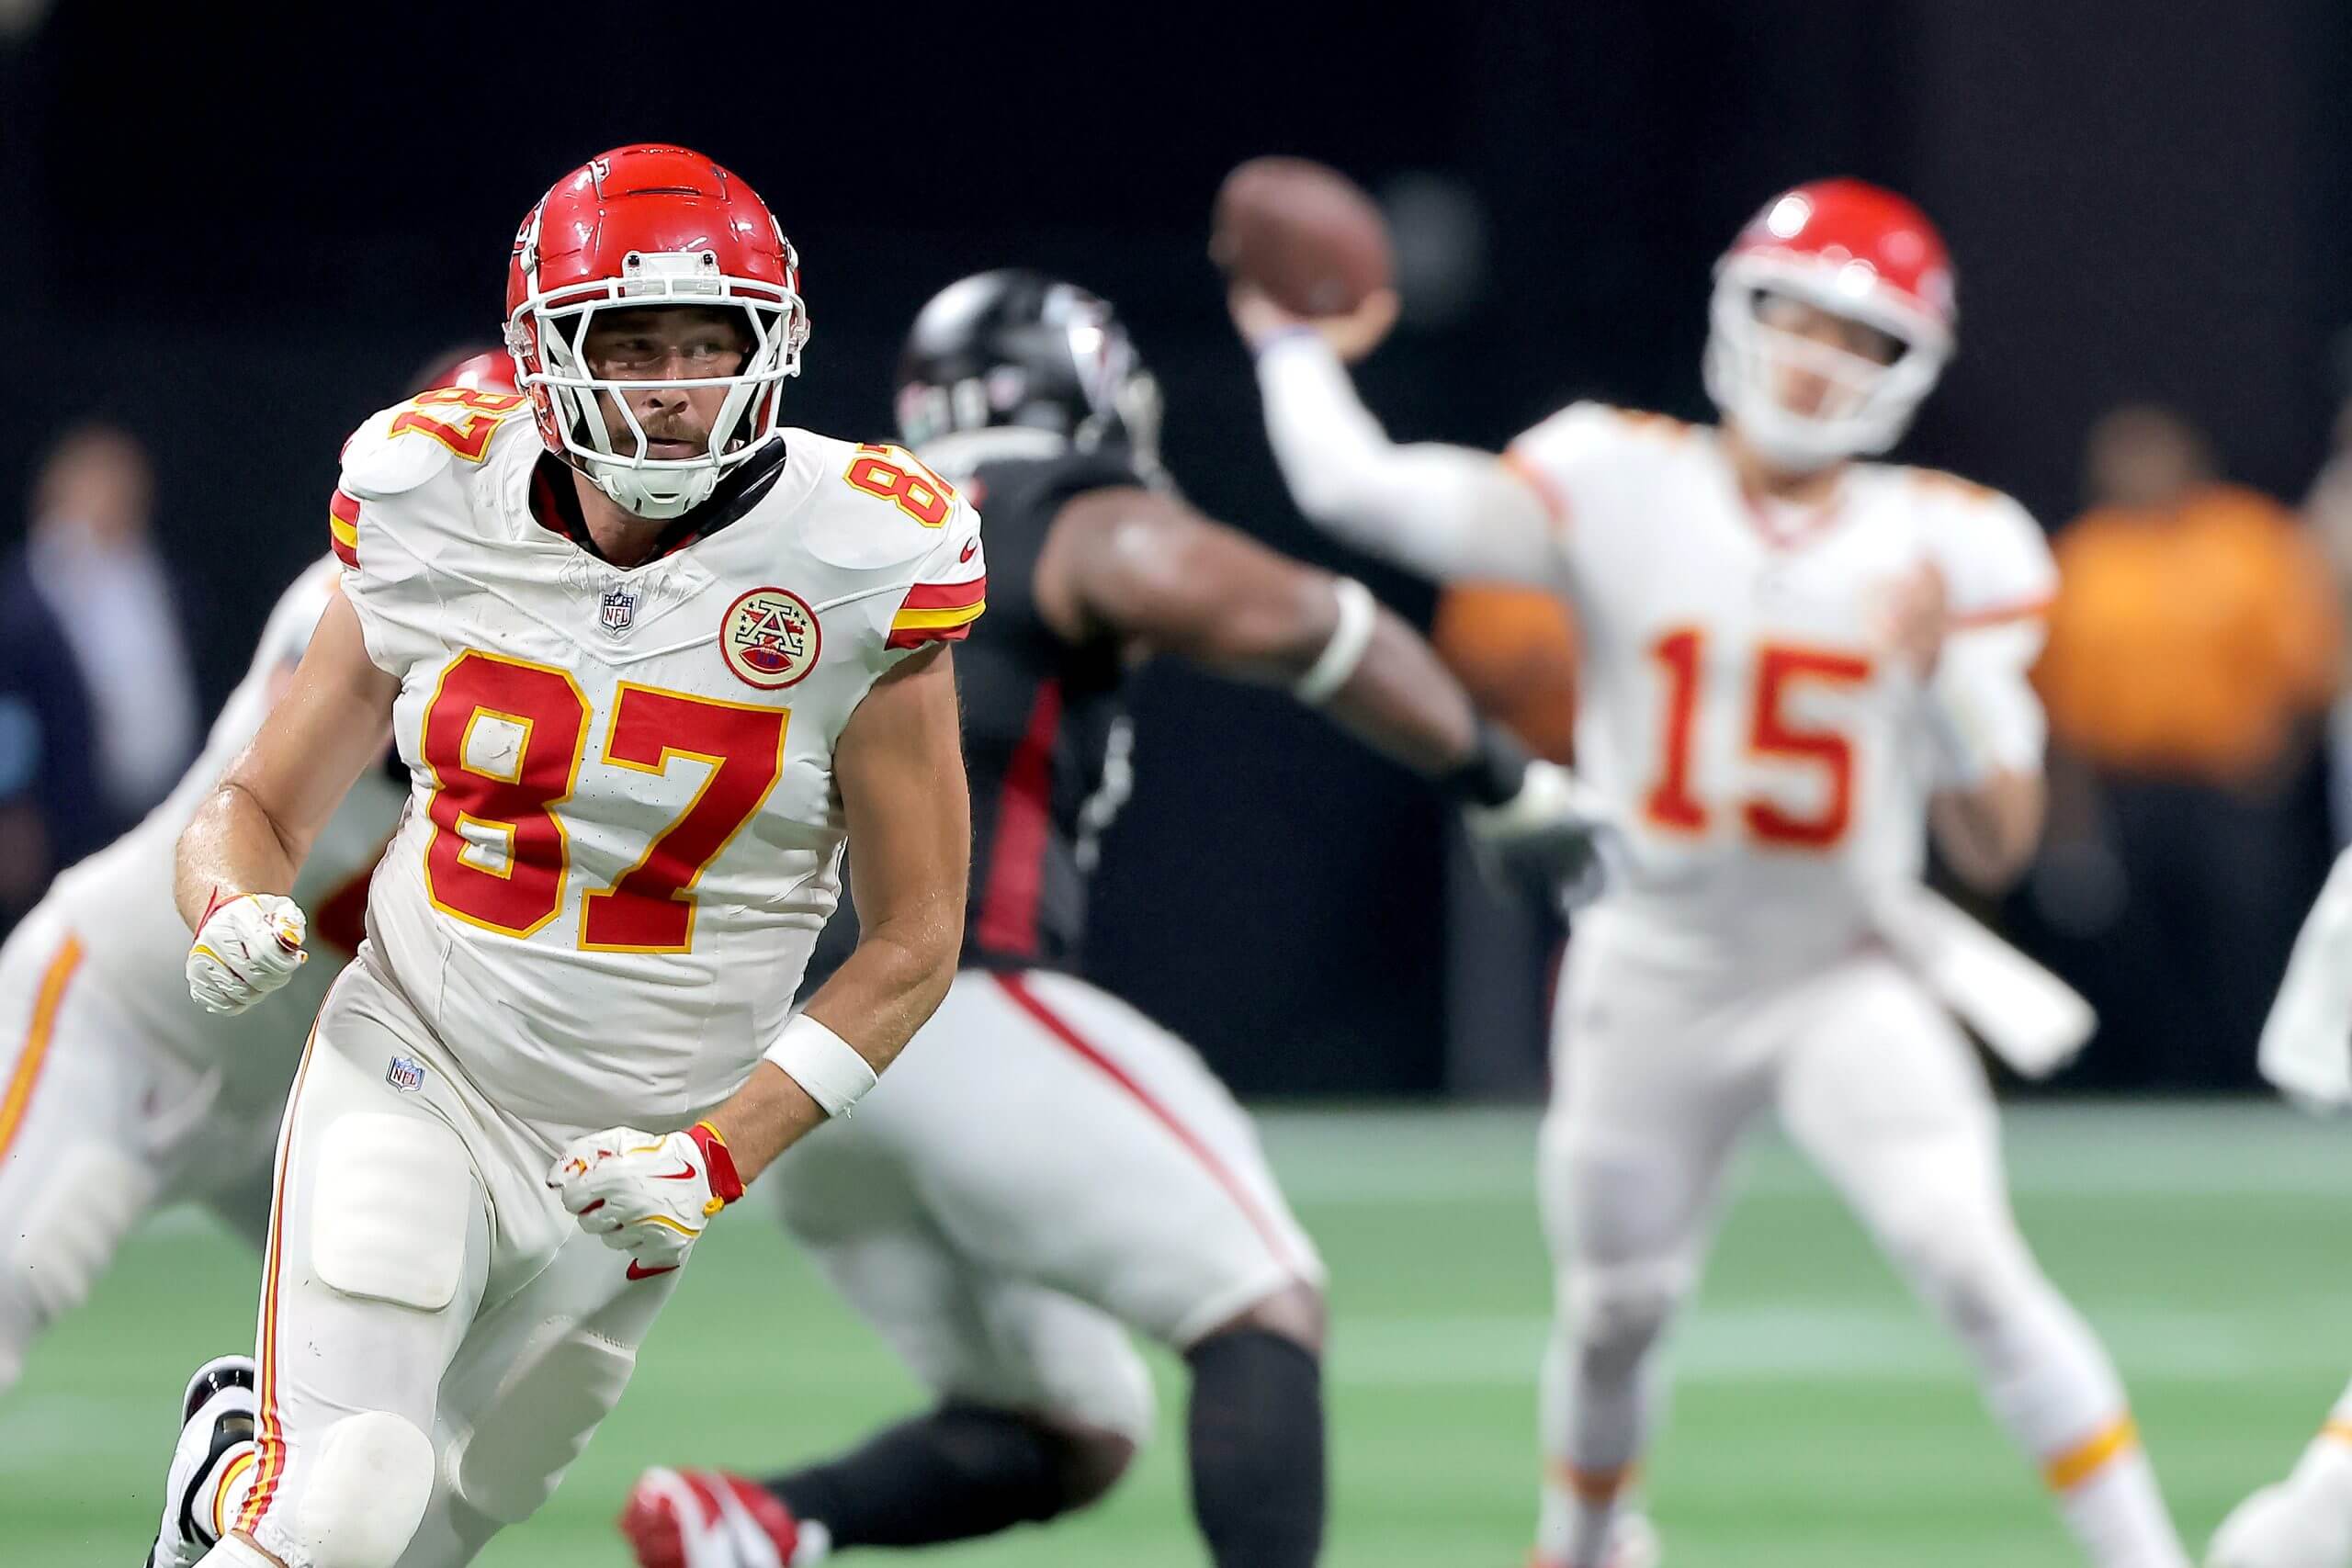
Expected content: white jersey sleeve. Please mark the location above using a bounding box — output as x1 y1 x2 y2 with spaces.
786 441 987 717
1917 477 2058 644
1252 334 1564 586
1907 475 2057 778
1505 402 1712 615
1502 400 1630 525
870 474 987 677
330 390 534 674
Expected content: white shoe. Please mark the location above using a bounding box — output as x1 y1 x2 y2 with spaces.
1611 1512 1662 1568
2209 1480 2352 1568
1532 1511 1662 1568
148 1355 258 1568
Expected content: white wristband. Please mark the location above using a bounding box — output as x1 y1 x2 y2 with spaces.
763 1013 879 1118
1919 684 1993 788
1919 656 2047 788
1293 578 1378 705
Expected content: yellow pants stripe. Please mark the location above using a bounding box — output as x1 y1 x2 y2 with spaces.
211 1449 259 1540
0 933 84 1158
2044 1415 2139 1492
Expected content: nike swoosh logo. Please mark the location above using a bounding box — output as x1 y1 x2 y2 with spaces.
627 1261 679 1281
655 1162 699 1182
959 539 978 562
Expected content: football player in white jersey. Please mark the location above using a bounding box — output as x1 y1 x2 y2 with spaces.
1235 179 2189 1568
2206 846 2352 1568
0 354 514 1403
144 144 985 1568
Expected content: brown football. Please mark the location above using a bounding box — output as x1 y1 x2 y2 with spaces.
1210 156 1394 316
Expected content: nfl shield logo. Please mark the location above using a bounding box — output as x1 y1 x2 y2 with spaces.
600 586 638 636
385 1055 426 1093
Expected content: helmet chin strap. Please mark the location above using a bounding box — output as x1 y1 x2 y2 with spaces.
583 456 721 522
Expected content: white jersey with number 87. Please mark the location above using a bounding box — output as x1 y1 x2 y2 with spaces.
334 392 985 1138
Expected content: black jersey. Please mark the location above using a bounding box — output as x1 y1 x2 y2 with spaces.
803 439 1140 991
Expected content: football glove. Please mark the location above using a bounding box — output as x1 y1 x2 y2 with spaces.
186 892 309 1015
548 1122 744 1277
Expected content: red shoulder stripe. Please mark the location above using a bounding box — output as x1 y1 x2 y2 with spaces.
886 619 979 650
327 487 360 568
899 575 988 613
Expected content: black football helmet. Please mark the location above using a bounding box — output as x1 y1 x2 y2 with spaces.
895 269 1162 474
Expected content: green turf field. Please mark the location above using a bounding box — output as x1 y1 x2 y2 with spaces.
7 1100 2346 1565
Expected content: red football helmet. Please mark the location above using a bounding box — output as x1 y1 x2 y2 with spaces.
413 346 520 397
1703 178 1954 471
505 144 809 519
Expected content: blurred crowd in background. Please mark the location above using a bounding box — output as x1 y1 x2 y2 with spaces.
0 425 196 928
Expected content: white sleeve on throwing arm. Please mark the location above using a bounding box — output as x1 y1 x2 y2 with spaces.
1253 333 1562 587
1922 622 2049 786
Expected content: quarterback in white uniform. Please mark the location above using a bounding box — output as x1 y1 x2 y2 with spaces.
147 144 983 1568
1238 179 2188 1567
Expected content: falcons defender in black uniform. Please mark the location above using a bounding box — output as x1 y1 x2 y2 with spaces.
619 271 1608 1568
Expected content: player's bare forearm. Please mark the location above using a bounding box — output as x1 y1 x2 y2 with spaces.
175 784 306 931
713 644 969 1180
1045 490 1478 773
802 897 962 1068
709 905 961 1181
1931 768 2045 894
174 589 398 930
700 1063 828 1185
814 643 968 1065
1320 612 1486 774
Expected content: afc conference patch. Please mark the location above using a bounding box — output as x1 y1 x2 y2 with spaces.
720 586 820 690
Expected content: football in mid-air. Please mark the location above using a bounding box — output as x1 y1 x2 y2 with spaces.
1210 155 1394 316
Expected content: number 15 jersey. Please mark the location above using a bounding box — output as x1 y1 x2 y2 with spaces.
1506 404 2053 982
334 392 984 1137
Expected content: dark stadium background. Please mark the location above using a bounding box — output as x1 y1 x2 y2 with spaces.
1 0 2346 1094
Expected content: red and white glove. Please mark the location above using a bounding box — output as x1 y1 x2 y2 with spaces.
618 1467 804 1568
185 891 309 1015
548 1122 743 1277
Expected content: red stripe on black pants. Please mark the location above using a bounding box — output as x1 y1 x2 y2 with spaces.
974 679 1062 958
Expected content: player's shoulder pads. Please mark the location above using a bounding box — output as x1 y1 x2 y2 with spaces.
339 403 464 501
795 430 983 575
